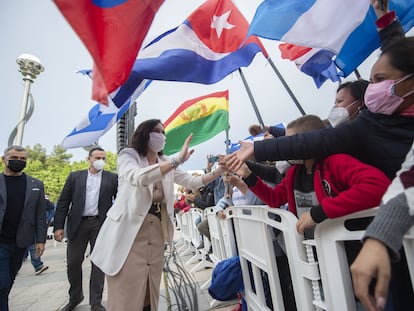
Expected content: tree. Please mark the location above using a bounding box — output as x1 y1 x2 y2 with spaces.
50 145 72 163
26 144 47 165
0 144 118 202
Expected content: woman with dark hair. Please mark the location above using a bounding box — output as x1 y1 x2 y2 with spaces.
327 79 369 127
222 1 414 310
90 119 223 311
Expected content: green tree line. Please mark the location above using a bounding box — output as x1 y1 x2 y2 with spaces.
0 144 117 203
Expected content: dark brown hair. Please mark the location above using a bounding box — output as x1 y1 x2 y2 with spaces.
381 37 414 75
337 80 369 102
129 119 164 156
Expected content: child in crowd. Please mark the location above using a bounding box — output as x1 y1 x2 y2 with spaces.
223 115 391 237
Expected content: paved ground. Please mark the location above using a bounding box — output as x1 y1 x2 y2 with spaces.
9 230 238 311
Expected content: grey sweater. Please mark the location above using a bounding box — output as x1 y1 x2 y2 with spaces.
364 141 414 260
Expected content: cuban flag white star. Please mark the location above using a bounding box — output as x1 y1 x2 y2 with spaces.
211 10 235 38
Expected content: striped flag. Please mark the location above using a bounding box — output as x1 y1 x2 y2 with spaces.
278 43 340 88
163 91 229 155
61 80 151 148
249 0 414 79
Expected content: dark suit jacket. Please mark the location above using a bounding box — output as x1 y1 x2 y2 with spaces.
54 169 118 240
0 173 47 248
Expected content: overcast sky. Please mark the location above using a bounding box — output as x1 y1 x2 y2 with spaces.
1 0 388 170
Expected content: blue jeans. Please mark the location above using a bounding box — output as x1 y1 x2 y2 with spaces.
28 244 43 271
0 242 27 311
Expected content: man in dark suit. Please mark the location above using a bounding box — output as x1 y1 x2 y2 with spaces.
0 145 47 311
54 147 118 311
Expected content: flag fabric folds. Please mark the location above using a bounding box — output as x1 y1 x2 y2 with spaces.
279 43 340 88
249 0 414 81
163 91 229 155
53 0 164 104
228 133 264 154
228 123 285 153
61 80 151 149
107 0 267 108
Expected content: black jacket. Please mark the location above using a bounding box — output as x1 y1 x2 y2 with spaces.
254 19 412 180
246 160 283 185
254 110 414 179
0 173 47 247
54 170 118 240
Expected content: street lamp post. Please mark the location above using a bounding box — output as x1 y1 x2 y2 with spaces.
15 54 44 146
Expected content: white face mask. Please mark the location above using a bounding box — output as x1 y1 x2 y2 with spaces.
327 107 350 127
148 132 166 153
275 160 292 174
92 159 105 171
327 100 359 127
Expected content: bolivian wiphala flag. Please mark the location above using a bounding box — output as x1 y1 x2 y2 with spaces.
163 91 229 155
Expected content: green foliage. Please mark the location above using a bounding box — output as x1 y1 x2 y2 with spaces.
0 144 118 202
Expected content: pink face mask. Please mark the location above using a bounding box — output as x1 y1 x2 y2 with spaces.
364 73 414 115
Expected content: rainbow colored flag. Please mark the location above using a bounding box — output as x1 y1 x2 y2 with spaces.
164 91 229 155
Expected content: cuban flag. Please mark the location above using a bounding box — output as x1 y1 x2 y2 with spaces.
107 0 267 108
53 0 164 104
61 79 151 148
249 0 414 81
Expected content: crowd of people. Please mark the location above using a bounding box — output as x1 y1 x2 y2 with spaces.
0 1 413 311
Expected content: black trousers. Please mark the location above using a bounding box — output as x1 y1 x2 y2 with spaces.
66 217 104 305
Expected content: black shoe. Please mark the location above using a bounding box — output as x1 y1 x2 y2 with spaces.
60 296 84 311
35 265 49 275
91 303 106 311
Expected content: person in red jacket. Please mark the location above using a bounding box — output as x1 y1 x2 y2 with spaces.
224 115 391 237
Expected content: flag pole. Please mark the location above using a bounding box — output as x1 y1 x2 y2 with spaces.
354 69 362 80
238 68 266 130
267 57 306 116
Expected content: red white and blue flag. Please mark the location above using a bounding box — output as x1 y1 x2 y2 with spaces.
279 43 340 88
249 0 414 85
53 0 164 104
109 0 268 107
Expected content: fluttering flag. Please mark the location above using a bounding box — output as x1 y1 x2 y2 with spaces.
53 0 164 104
61 80 151 149
104 0 267 105
163 91 229 155
279 44 340 88
228 123 285 153
228 133 264 154
249 0 414 80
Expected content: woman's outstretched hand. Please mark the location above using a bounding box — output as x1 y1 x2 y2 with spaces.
236 140 255 162
178 134 195 163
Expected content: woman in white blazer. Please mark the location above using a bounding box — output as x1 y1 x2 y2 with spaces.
90 119 223 311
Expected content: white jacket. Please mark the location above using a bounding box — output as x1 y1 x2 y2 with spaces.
90 148 204 275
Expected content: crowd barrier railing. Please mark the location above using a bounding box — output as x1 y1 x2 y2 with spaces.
313 208 378 311
230 205 320 311
176 210 193 255
176 203 414 311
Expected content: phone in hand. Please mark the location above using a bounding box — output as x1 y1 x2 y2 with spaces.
208 155 218 163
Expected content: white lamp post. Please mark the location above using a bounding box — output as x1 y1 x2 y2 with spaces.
15 53 44 146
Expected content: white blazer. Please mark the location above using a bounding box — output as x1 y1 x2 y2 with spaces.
90 148 204 276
